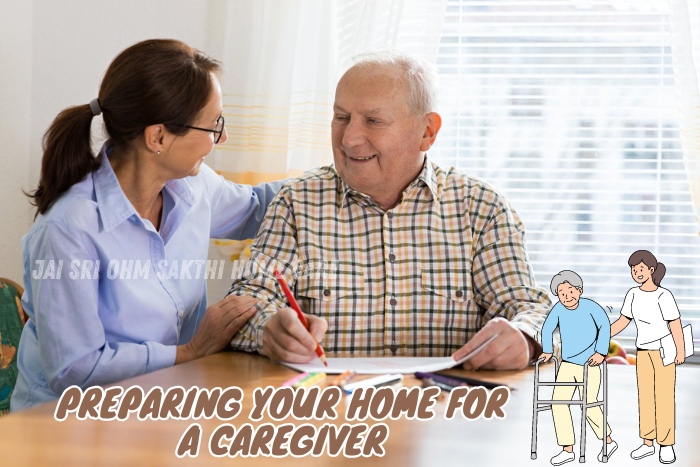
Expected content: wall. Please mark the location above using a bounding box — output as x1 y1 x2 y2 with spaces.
0 1 34 282
0 0 219 282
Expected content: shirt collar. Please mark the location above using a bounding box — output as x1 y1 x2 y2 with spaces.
92 142 196 232
413 157 441 203
92 143 138 232
335 156 442 216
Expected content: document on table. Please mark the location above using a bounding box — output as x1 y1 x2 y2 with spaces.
280 334 498 374
659 324 694 366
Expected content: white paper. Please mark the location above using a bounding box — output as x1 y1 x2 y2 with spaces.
279 333 498 374
342 374 403 392
659 324 694 366
280 356 458 374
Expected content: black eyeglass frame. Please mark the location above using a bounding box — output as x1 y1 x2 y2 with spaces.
176 115 225 144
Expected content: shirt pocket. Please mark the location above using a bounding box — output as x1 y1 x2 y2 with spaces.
420 268 475 347
421 268 474 303
296 268 365 302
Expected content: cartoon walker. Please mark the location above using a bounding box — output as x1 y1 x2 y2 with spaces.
531 356 609 464
530 270 616 464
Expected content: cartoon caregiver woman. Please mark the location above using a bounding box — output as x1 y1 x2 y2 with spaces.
610 250 685 464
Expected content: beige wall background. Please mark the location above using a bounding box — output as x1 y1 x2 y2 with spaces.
0 0 228 283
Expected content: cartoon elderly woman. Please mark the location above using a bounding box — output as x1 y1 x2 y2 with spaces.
610 250 685 464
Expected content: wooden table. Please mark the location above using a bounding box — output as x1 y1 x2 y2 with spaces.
1 352 698 466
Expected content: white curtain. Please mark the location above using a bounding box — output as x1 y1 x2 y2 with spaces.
208 0 447 183
668 0 700 229
208 0 336 183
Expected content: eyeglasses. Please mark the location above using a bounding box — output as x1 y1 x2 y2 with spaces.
177 114 225 144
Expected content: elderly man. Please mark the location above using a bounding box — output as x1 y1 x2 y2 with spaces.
229 50 551 370
539 270 616 465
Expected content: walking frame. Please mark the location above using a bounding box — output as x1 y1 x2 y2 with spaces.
530 356 609 463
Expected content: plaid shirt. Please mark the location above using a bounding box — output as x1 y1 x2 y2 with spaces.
229 158 552 357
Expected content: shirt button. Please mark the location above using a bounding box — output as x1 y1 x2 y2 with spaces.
390 341 399 356
323 289 331 297
389 253 396 262
387 212 394 219
455 290 464 298
390 298 397 306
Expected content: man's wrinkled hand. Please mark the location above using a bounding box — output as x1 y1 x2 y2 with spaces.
261 307 327 363
452 318 530 370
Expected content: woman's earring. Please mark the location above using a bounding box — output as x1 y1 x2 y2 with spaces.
157 150 161 155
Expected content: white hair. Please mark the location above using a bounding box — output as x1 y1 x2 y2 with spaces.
350 49 439 116
550 270 583 295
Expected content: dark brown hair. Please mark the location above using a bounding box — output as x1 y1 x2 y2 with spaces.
628 249 666 286
27 39 222 216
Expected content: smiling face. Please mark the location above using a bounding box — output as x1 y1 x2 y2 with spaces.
160 74 228 179
556 282 582 310
331 64 438 209
631 261 655 285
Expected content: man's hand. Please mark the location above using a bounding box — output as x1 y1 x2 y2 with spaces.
176 295 259 364
538 352 553 363
587 352 605 366
451 317 530 370
261 307 328 363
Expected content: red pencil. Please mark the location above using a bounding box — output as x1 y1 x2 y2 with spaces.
273 270 328 366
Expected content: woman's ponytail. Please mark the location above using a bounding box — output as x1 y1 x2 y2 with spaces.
652 262 666 286
27 104 100 216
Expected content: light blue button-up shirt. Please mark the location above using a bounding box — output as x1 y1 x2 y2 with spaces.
541 298 611 366
11 144 282 410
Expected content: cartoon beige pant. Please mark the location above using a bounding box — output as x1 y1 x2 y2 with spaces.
636 350 675 445
551 362 612 446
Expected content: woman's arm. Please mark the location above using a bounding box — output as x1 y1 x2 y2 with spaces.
611 288 635 337
668 318 685 365
27 221 176 394
205 165 285 239
610 315 631 337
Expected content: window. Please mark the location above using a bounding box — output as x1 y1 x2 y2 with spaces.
430 0 700 348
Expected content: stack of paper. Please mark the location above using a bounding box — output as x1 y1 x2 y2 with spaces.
659 325 694 366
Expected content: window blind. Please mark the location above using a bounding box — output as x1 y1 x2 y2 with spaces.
429 0 700 327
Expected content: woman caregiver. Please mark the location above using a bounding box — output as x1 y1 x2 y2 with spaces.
11 39 282 410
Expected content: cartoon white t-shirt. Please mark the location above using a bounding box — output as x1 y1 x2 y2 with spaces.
620 286 680 350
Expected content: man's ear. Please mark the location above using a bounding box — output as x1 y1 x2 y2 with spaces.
577 287 583 294
419 112 442 151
